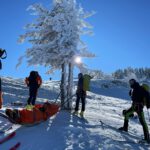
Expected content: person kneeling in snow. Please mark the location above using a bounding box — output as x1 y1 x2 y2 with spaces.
119 79 150 143
25 71 42 106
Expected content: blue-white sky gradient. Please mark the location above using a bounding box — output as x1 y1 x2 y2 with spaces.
0 0 150 80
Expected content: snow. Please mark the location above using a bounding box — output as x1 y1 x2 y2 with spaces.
0 77 150 150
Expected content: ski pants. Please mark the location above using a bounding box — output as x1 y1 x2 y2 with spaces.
75 93 86 112
123 105 149 140
27 87 38 105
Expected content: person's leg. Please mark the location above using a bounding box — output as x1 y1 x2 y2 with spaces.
27 97 32 105
138 111 150 142
79 96 85 117
27 88 33 105
31 89 38 105
31 97 36 105
119 107 134 131
81 96 85 112
75 94 80 112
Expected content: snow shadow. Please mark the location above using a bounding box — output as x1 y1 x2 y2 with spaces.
44 110 102 150
98 123 149 150
44 111 149 150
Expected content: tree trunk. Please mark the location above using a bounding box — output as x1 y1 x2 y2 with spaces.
60 62 67 108
67 62 74 109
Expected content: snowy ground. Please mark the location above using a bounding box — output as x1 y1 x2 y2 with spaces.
0 77 150 150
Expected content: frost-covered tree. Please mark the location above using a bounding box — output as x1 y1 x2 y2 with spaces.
79 67 104 79
112 69 124 79
18 0 94 109
112 67 150 81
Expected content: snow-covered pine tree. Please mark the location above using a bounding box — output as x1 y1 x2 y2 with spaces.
18 0 95 109
65 0 95 108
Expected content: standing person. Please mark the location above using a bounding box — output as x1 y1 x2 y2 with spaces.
74 73 86 117
119 79 150 143
25 71 42 106
0 48 7 109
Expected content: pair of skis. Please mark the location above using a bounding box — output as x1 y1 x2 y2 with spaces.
0 112 21 149
0 131 20 149
0 132 16 144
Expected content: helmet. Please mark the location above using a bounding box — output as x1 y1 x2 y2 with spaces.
129 79 136 86
78 73 83 78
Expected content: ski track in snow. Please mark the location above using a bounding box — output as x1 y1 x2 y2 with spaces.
0 77 150 150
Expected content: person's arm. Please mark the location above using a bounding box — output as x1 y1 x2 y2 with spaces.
25 77 29 87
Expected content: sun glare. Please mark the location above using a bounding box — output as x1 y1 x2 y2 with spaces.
74 56 82 64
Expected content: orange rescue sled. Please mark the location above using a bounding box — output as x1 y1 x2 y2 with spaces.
5 102 60 125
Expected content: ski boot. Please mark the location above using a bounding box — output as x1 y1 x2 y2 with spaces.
144 133 150 144
80 111 84 118
25 104 34 110
119 120 128 132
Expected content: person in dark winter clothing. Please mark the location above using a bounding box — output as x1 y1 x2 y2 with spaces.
74 73 86 117
25 71 42 106
119 79 150 143
0 48 7 109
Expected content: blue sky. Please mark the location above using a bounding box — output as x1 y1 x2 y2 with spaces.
0 0 150 80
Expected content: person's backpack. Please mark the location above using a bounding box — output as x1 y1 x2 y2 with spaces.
141 83 150 109
25 71 42 88
83 74 92 91
36 73 42 88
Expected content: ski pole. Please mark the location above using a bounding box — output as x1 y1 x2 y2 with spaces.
61 94 74 107
61 94 76 108
54 91 61 103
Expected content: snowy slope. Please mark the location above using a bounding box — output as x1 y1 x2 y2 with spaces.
0 77 150 150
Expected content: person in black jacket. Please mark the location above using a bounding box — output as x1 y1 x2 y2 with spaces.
74 73 86 117
119 79 150 143
0 49 7 109
25 71 42 105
